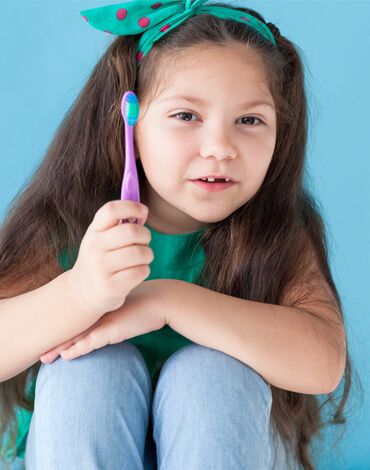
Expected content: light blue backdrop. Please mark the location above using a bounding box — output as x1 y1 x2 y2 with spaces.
0 2 369 469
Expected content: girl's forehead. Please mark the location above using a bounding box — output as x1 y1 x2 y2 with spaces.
139 43 272 109
156 44 268 88
155 73 271 106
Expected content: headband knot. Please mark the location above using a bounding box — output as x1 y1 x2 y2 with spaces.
80 1 277 65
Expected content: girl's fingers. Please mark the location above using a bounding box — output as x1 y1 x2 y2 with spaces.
60 340 89 360
60 328 108 360
40 339 75 363
40 323 101 363
42 313 112 362
40 351 59 364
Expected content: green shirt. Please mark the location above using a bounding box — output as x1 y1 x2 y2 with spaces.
1 222 208 461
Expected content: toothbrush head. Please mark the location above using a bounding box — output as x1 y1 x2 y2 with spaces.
121 91 139 126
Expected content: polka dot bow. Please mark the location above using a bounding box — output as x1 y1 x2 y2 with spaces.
80 0 277 64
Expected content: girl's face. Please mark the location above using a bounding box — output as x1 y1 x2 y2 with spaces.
135 42 277 234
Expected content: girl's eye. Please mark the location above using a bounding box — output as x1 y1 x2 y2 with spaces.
240 116 264 126
172 112 264 126
173 112 197 122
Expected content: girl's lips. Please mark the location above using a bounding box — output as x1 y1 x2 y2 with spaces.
190 180 236 192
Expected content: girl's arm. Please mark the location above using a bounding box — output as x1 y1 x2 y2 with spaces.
163 279 346 395
0 271 100 382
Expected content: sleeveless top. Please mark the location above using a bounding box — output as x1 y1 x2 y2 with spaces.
0 222 208 461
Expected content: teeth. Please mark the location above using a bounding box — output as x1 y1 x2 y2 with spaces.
200 177 231 182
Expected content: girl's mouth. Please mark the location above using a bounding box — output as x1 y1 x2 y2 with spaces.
190 179 236 192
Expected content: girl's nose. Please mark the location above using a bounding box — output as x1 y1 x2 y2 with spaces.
199 124 237 161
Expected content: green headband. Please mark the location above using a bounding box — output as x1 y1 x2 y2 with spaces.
80 0 277 64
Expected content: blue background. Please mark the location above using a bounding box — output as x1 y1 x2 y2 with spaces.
0 2 369 469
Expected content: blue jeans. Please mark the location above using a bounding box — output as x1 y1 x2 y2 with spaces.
24 341 297 469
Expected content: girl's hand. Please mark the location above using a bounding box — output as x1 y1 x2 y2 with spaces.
40 279 167 363
66 199 154 320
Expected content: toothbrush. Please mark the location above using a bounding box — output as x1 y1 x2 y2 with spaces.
120 91 141 224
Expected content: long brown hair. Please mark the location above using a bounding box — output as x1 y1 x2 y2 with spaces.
0 4 361 468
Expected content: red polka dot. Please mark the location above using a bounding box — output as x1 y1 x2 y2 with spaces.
138 17 150 28
137 51 144 62
116 8 127 20
82 15 88 22
151 2 163 9
240 16 250 23
160 24 170 33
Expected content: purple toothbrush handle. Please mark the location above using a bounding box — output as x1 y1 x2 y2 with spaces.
121 120 140 224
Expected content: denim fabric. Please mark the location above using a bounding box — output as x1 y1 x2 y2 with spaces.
23 341 297 469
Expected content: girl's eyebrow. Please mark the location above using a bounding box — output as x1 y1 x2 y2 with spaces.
159 94 275 111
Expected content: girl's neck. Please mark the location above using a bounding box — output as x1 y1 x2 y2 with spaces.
145 213 206 235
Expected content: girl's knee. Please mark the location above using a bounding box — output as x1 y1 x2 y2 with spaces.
35 340 152 397
152 344 274 456
155 343 272 408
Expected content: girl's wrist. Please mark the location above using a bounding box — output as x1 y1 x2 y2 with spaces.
62 269 103 320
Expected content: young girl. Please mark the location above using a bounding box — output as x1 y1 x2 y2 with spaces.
0 1 353 469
